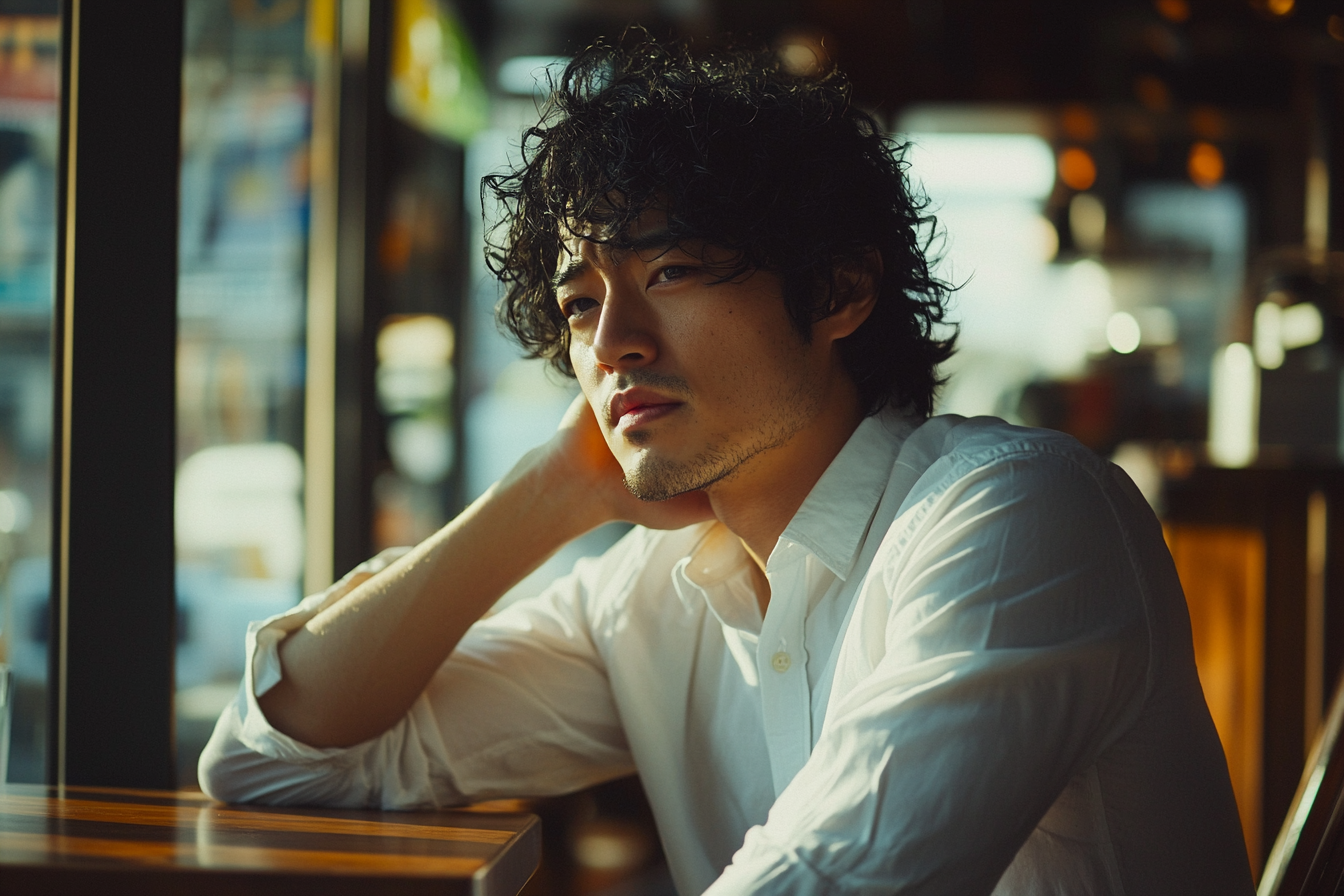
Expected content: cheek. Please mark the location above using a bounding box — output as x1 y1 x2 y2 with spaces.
569 340 596 386
568 343 614 432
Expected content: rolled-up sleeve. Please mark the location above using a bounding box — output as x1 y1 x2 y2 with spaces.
706 448 1153 895
199 544 638 809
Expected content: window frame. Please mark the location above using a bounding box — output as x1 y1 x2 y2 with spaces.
49 0 183 788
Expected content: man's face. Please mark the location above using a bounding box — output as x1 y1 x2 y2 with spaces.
556 214 837 501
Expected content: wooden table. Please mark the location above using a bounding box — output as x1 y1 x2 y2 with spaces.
0 783 540 895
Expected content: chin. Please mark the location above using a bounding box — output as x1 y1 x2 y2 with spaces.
624 455 698 502
623 446 738 503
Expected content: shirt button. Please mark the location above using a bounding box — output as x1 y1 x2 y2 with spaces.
771 651 792 673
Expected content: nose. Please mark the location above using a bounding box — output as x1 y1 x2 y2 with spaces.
591 280 657 374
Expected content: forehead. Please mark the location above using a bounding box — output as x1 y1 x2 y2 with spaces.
557 207 671 261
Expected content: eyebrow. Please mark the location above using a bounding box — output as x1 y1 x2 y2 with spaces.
552 258 589 291
551 229 679 291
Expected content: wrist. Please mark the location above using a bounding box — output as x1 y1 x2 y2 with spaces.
502 440 617 538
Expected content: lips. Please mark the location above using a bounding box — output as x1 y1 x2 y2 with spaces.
608 388 683 429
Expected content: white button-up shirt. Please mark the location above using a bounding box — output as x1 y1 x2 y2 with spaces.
200 411 1254 896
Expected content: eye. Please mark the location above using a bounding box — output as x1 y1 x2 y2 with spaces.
562 296 599 319
652 264 693 284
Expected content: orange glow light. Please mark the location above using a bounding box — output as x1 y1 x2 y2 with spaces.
1155 0 1191 22
1188 141 1225 189
1266 0 1294 15
1329 15 1344 42
1058 147 1097 191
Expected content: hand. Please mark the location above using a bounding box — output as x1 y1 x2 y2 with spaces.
543 392 716 531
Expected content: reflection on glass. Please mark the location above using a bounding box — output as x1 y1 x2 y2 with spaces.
175 0 312 786
0 7 58 785
371 0 487 554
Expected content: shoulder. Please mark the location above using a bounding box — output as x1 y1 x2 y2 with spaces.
835 416 1159 694
883 415 1161 585
869 416 1163 654
935 414 1109 476
903 415 1130 512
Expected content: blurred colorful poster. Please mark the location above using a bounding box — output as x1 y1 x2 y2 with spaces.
389 0 487 145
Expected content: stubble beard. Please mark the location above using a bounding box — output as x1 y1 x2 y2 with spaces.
621 375 825 503
622 438 744 502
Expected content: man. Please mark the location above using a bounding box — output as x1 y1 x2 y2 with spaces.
201 34 1254 895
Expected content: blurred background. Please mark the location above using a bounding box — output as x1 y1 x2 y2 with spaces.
0 0 1341 892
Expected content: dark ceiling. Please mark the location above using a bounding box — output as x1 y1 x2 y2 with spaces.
465 0 1343 114
715 0 1341 113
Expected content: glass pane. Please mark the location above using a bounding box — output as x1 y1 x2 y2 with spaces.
370 0 490 554
175 0 312 786
897 108 1244 492
0 6 59 785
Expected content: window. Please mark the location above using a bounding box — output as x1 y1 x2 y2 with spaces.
0 6 58 784
173 0 314 785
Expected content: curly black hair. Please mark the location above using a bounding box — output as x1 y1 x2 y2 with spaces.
483 31 956 416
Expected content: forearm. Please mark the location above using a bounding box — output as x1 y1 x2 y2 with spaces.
258 448 606 747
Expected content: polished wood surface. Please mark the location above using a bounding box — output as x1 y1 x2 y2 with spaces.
1166 523 1266 870
1165 468 1344 868
0 784 539 896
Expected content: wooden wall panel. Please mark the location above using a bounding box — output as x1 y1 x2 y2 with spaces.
1165 524 1266 871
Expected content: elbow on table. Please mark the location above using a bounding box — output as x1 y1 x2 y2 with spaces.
197 737 247 804
196 737 323 806
195 705 305 806
196 712 263 804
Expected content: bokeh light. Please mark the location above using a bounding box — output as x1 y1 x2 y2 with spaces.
1107 312 1142 354
1058 146 1097 191
1155 0 1191 23
1188 141 1225 188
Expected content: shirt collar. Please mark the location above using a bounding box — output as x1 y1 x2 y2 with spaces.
769 406 917 580
672 522 749 614
671 405 919 612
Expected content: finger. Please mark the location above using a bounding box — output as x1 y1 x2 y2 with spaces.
557 390 623 473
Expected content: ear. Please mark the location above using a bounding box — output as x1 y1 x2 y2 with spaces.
815 248 882 344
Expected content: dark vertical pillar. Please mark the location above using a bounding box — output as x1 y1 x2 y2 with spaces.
1327 63 1344 255
1326 484 1344 707
332 1 388 579
1263 479 1310 862
49 0 182 788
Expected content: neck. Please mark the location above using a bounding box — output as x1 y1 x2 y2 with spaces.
706 380 865 573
